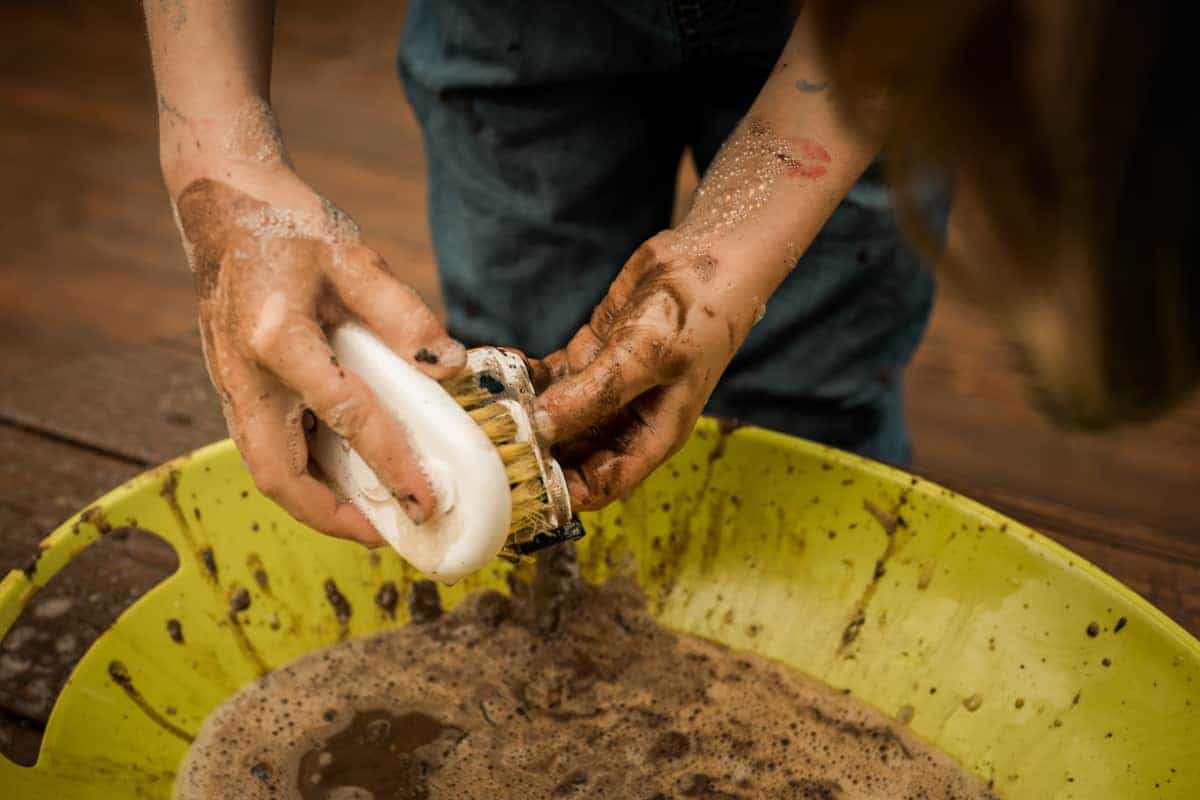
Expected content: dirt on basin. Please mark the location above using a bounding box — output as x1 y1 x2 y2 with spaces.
174 546 998 799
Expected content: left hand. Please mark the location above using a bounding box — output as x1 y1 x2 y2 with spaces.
532 231 765 510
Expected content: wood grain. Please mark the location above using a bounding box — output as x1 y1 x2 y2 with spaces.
0 424 176 764
0 337 225 466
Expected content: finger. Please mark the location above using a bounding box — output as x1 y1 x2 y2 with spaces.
564 322 605 372
326 243 466 380
533 338 662 444
248 299 437 523
527 349 571 393
531 318 617 440
233 382 385 546
531 253 652 395
561 385 700 510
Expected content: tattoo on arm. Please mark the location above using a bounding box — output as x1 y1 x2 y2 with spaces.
158 0 187 33
794 78 830 93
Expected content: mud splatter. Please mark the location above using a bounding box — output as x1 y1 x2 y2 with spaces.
374 581 399 619
108 660 195 743
323 579 352 635
839 493 912 651
407 580 443 625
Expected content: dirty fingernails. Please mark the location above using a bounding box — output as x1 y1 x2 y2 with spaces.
437 340 467 368
413 348 439 365
397 494 428 525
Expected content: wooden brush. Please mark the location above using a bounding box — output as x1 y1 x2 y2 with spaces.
310 326 580 584
441 347 578 561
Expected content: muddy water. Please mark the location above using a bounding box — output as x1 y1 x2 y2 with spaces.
175 548 998 799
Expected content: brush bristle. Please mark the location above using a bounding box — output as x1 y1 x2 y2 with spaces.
442 376 551 546
453 390 492 412
498 444 540 481
473 406 519 441
441 373 481 401
510 479 549 531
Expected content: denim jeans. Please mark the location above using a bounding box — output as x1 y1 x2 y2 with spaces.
398 0 941 464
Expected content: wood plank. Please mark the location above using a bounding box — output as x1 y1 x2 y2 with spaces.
0 0 439 384
0 424 177 764
0 426 143 569
0 709 41 768
908 296 1200 547
0 341 226 466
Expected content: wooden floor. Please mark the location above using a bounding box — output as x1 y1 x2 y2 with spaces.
1 0 1197 764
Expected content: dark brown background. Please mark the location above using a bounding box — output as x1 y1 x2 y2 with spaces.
1 0 1196 764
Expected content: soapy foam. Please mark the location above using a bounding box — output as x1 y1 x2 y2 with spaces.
222 97 291 166
176 549 998 800
672 118 825 257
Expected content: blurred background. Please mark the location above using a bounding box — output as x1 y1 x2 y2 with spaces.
1 0 1197 761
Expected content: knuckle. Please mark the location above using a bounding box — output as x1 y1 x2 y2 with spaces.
246 306 293 362
619 329 677 377
383 278 420 305
566 333 603 371
631 239 663 269
642 325 673 351
542 351 571 383
251 468 288 502
321 391 373 438
357 246 391 274
246 324 282 363
668 415 694 447
390 287 439 330
582 457 623 506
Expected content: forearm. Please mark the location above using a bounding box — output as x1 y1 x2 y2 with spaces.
142 0 281 195
677 1 886 301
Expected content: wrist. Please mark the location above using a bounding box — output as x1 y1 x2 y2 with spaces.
157 94 291 197
660 217 795 304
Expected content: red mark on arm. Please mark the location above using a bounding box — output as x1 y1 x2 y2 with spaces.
776 137 832 182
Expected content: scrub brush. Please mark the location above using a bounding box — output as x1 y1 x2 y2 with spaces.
309 324 582 584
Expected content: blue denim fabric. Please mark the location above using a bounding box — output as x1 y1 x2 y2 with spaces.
398 0 942 464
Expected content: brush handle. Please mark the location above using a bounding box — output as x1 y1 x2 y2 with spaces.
310 324 512 584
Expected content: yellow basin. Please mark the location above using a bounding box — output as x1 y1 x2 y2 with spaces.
1 420 1197 798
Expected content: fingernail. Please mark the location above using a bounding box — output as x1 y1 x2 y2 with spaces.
398 494 428 525
438 340 467 369
564 471 591 510
533 408 557 443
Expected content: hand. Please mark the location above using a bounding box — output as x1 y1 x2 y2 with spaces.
533 232 765 510
172 168 466 545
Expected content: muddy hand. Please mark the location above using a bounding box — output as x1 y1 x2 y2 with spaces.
533 233 764 510
173 174 465 545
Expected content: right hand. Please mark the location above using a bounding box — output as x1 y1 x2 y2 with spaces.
171 166 465 546
530 233 763 511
